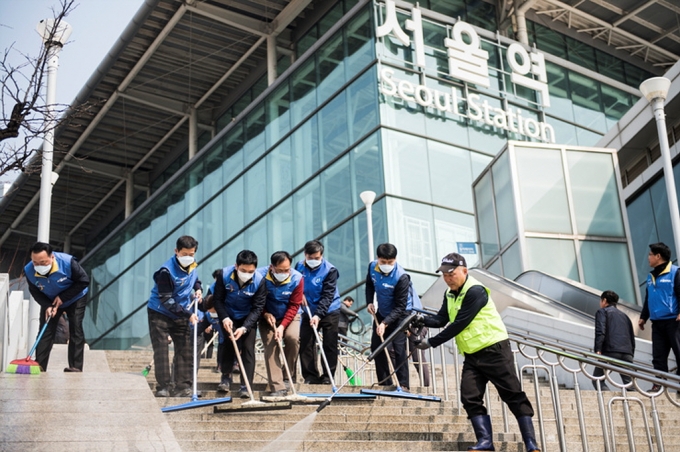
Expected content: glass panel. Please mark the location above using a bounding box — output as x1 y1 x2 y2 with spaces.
347 68 379 144
533 22 567 60
567 151 624 237
546 62 574 123
465 0 496 31
434 207 478 267
317 33 346 106
492 151 517 247
565 36 597 72
223 124 244 183
244 159 267 224
474 171 499 265
379 66 427 135
202 191 225 253
345 7 374 77
386 197 435 272
291 59 317 125
244 216 268 263
627 191 658 285
352 131 384 201
267 138 293 205
580 241 636 304
225 177 244 239
325 219 358 290
568 71 606 133
294 177 323 250
319 2 344 37
269 198 294 254
467 93 507 154
243 105 266 167
266 80 291 146
428 140 473 213
322 154 352 231
514 146 572 234
292 115 320 186
423 78 469 147
526 238 579 280
382 129 431 202
501 240 522 280
319 91 349 165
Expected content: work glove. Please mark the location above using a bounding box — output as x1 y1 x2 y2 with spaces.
414 338 431 350
409 314 425 330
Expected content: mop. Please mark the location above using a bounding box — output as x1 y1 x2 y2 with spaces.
360 312 441 402
297 303 375 401
214 324 291 413
161 299 232 412
261 337 324 403
6 314 52 374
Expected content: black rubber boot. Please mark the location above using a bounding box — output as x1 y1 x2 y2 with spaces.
468 415 495 451
517 416 541 452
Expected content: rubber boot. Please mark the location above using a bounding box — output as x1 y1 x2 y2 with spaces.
517 416 541 452
468 415 495 451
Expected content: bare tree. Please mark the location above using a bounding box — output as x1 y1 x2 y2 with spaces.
0 0 77 179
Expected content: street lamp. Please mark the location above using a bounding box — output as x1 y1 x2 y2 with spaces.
35 18 72 243
360 191 377 262
639 77 680 262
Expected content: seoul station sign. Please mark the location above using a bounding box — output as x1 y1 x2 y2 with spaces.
376 0 556 143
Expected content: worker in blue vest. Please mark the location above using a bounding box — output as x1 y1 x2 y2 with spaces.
295 240 341 385
366 243 415 390
415 253 539 452
25 241 89 372
213 250 266 398
258 250 304 396
147 235 202 397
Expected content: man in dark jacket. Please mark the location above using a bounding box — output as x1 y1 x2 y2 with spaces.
593 290 635 391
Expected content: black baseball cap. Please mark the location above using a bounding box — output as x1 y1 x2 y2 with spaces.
436 253 467 273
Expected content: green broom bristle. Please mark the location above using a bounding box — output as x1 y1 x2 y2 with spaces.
6 364 17 373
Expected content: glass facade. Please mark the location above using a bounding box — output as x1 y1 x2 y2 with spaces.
80 0 649 348
473 141 638 304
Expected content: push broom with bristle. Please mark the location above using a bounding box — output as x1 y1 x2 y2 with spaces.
6 315 52 374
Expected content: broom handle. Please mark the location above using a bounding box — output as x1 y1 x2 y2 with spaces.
303 302 336 389
371 312 399 388
227 326 255 401
192 296 198 399
277 336 298 396
200 330 218 356
26 314 53 359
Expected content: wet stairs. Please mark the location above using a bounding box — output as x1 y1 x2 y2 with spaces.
105 349 680 451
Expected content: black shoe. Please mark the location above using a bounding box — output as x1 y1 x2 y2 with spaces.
64 367 82 372
320 378 331 385
217 375 231 393
303 377 319 384
239 387 250 399
155 387 170 397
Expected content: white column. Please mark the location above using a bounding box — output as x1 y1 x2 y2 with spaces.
125 173 134 218
267 35 277 86
188 107 197 159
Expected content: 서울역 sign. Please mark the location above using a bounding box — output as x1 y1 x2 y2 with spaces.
376 0 556 143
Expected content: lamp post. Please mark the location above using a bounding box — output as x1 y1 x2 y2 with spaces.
35 18 71 243
360 191 376 262
639 77 680 262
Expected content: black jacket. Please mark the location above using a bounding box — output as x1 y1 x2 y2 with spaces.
594 305 635 356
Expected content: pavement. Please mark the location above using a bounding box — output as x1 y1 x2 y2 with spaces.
0 344 181 451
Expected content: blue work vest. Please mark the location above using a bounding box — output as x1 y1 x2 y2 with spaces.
647 263 680 321
25 252 88 308
221 265 264 320
258 266 303 321
148 256 199 319
369 261 417 317
295 259 340 316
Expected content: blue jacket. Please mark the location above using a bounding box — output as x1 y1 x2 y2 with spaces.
148 256 199 319
295 259 340 318
367 261 417 325
213 265 266 332
258 266 303 324
25 252 89 309
646 263 679 321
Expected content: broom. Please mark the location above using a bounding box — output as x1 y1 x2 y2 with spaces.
6 314 52 374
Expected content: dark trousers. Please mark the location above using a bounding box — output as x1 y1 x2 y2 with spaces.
299 311 339 382
408 327 430 387
148 309 192 391
36 296 87 371
593 352 633 385
651 319 680 375
372 313 409 388
219 318 257 387
460 339 534 419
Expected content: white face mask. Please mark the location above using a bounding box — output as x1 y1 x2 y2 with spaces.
237 270 253 283
306 259 322 269
273 272 289 282
34 264 52 276
379 264 394 274
177 255 194 267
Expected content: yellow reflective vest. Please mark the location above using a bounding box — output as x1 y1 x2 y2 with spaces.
447 275 508 355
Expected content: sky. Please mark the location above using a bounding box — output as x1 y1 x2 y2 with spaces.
0 0 145 184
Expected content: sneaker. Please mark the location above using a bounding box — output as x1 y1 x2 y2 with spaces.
173 387 201 398
269 389 288 397
283 380 291 390
217 376 231 393
239 386 250 399
320 377 332 385
155 387 170 397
